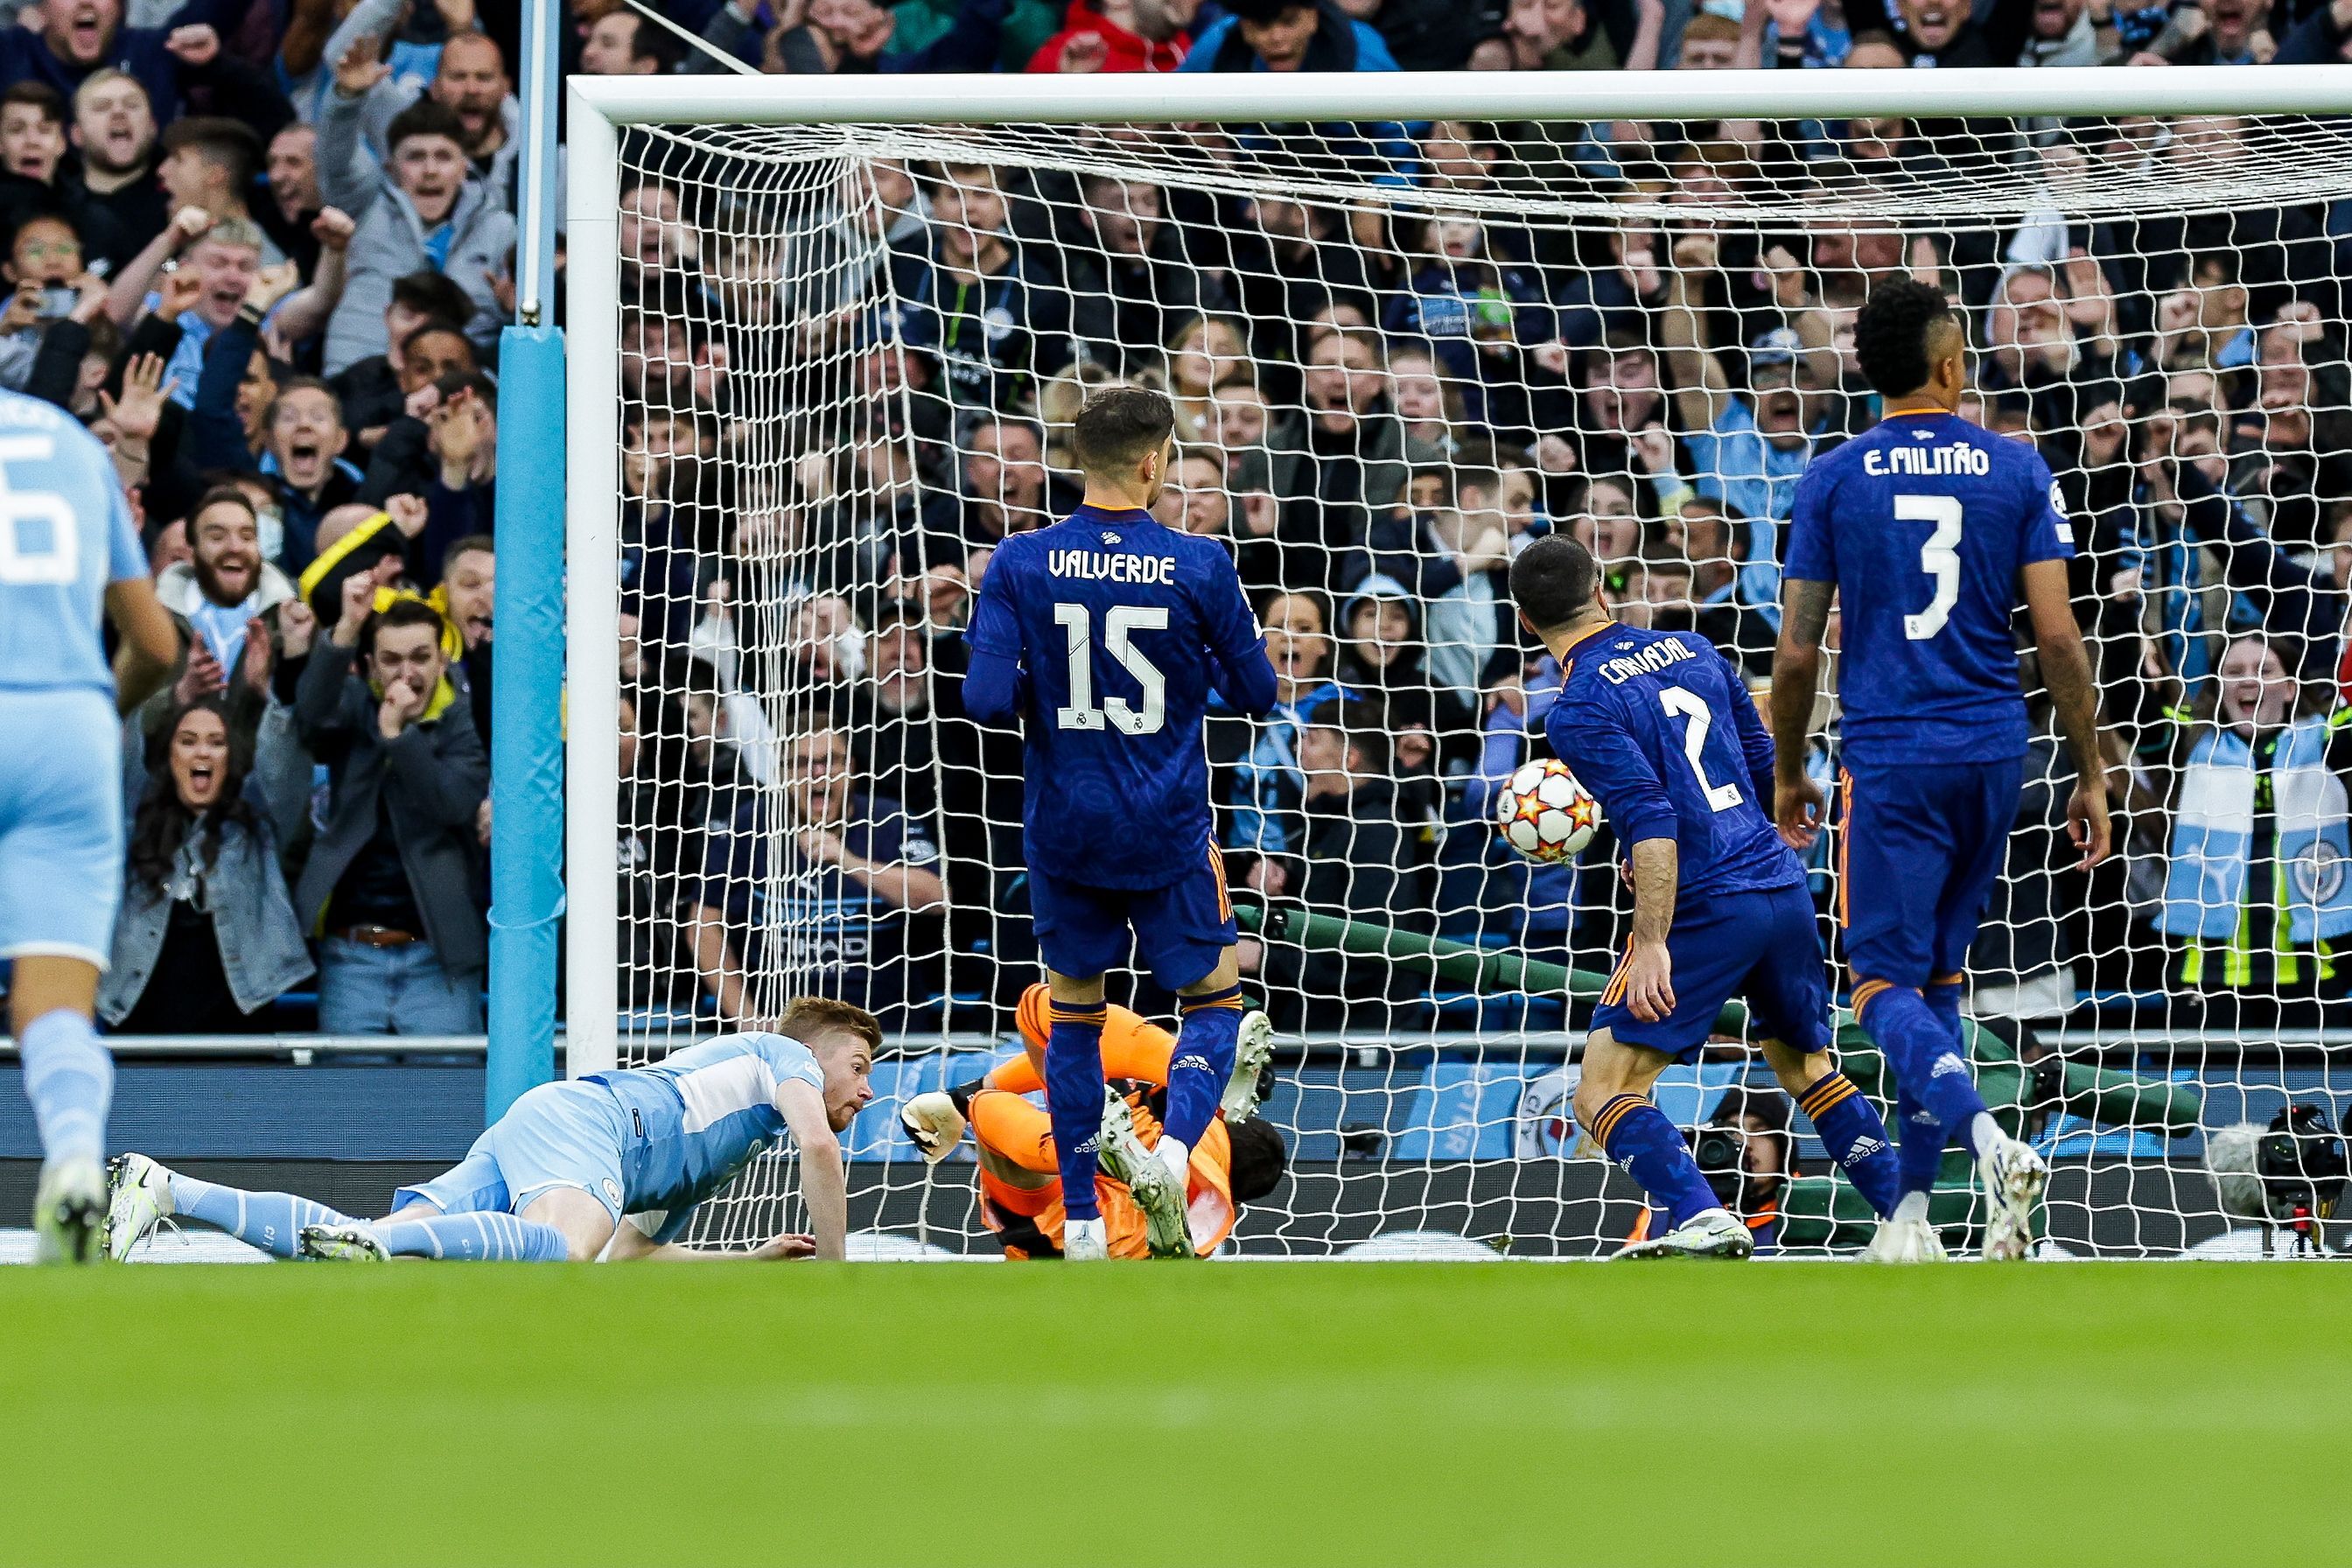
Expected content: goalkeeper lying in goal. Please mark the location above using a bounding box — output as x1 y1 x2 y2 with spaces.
900 984 1285 1259
104 998 878 1264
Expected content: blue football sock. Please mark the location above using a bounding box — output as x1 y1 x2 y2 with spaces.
1162 984 1244 1150
1797 1072 1901 1220
369 1212 572 1262
1591 1094 1719 1228
19 1009 113 1166
1894 1087 1947 1201
167 1171 355 1260
1043 999 1109 1222
1858 983 1989 1137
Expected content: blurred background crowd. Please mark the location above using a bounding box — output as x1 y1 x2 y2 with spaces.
19 0 2352 1045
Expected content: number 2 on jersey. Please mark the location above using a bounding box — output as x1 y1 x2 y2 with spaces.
1898 493 1964 641
1053 602 1168 735
1658 687 1743 812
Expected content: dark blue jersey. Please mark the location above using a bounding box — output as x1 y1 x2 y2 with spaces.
1545 624 1802 901
1783 412 2076 765
965 504 1274 890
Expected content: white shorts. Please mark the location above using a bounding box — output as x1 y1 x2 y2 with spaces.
0 689 123 968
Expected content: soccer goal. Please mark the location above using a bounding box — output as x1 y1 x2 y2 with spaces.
565 66 2352 1258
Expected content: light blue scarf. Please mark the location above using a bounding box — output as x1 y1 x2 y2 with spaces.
2159 718 2352 944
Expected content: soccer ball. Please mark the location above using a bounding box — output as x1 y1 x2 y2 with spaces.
1495 759 1600 864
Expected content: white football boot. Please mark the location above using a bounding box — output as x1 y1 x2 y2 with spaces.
1859 1216 1950 1264
1222 1010 1276 1124
104 1152 177 1262
31 1155 107 1265
298 1222 390 1262
1062 1217 1110 1261
1978 1136 2048 1262
1096 1088 1191 1259
1612 1207 1754 1261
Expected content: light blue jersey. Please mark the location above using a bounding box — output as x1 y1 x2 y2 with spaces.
393 1032 832 1245
0 391 145 696
590 1032 830 1236
0 391 144 964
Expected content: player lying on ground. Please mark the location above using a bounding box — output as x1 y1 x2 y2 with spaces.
1510 535 1914 1262
962 385 1279 1260
0 388 180 1264
899 984 1284 1258
105 998 878 1263
1771 278 2111 1262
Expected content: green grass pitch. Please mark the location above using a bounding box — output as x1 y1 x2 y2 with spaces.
1 1261 2344 1567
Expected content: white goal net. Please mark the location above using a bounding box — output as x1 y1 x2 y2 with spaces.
572 77 2352 1257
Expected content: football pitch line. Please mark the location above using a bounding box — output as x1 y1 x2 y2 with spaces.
0 1262 2341 1568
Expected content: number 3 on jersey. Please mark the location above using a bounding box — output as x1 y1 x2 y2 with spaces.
1053 602 1167 735
1899 493 1964 641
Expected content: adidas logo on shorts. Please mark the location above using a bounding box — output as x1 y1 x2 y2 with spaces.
1074 1133 1100 1155
1846 1136 1887 1161
1173 1054 1211 1073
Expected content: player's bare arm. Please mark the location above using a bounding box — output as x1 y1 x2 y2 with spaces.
1621 836 1679 1024
2020 558 2111 871
104 576 180 714
775 1076 849 1261
1768 576 1833 850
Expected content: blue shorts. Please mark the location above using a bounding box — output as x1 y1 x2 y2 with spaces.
393 1079 630 1224
1591 883 1830 1060
1838 754 2023 989
1029 845 1236 990
0 690 123 968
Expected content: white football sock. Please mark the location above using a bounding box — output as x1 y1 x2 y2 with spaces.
1893 1191 1931 1225
1155 1136 1190 1184
1967 1112 2005 1159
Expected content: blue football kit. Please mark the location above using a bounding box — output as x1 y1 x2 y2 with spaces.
964 502 1276 987
0 391 148 967
1783 409 2076 988
1544 624 1828 1059
962 500 1277 1227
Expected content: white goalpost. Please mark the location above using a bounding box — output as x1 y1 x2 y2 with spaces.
566 66 2352 1257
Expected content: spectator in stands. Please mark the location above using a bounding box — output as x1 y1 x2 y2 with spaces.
147 485 298 738
0 3 202 129
66 68 162 269
340 30 518 209
920 413 1069 557
890 162 1089 414
261 377 366 576
259 121 323 276
292 579 490 1035
320 62 518 372
1506 0 1620 69
2155 632 2352 1023
329 270 479 444
580 8 686 76
704 0 1009 75
1222 588 1349 858
358 371 494 581
101 696 312 1033
1027 0 1200 72
1288 329 1406 587
1180 0 1403 73
156 116 266 245
1074 175 1228 368
688 721 947 1027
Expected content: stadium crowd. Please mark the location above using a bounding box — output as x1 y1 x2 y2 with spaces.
11 0 2352 1042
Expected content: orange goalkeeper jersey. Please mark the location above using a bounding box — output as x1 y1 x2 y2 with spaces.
972 985 1237 1259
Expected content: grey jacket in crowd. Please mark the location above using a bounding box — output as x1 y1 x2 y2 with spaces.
317 80 518 374
99 802 314 1025
292 638 490 976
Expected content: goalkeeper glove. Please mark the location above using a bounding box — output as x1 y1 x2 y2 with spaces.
901 1091 968 1163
